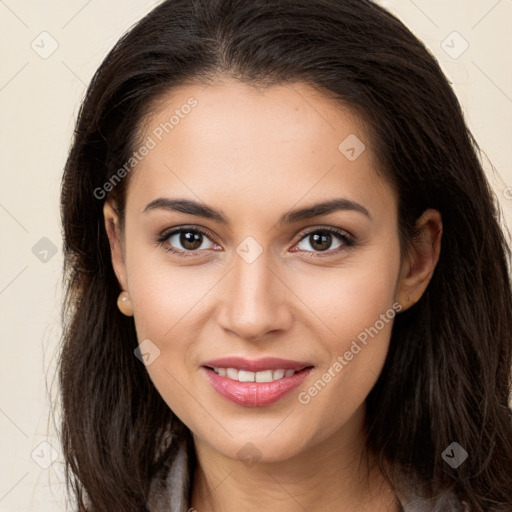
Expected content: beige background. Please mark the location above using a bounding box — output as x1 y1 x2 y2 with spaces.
0 1 511 510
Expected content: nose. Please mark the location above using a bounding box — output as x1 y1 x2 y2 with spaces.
217 247 293 342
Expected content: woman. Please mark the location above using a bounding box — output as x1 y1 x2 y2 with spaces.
58 0 512 511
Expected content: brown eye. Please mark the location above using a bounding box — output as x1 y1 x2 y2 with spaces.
158 227 215 254
294 228 354 255
175 230 205 251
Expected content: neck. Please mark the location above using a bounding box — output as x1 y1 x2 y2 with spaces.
189 407 400 512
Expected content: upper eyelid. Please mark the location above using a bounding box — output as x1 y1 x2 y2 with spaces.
160 225 216 242
297 226 353 240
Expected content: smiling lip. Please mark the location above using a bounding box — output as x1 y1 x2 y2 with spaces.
202 356 313 372
201 357 314 407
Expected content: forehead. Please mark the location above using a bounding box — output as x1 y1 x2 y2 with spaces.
126 79 396 222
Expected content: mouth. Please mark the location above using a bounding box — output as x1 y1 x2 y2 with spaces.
207 366 304 382
201 357 315 407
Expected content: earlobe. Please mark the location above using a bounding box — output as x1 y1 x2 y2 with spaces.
103 201 129 291
396 208 442 310
117 290 134 317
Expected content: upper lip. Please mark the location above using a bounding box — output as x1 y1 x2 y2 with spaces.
202 357 314 372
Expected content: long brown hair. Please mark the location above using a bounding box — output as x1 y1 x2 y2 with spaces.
59 0 512 510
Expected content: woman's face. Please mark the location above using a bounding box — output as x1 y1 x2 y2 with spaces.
105 78 431 463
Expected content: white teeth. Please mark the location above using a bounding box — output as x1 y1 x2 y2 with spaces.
238 370 255 382
226 368 239 380
255 370 273 382
212 367 298 382
273 369 285 380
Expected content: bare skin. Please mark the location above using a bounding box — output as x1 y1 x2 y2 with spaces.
104 78 442 511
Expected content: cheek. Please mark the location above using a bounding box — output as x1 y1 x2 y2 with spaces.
294 240 401 343
125 236 220 341
293 243 401 420
125 249 213 426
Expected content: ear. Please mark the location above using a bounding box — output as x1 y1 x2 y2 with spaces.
103 200 128 291
396 208 442 311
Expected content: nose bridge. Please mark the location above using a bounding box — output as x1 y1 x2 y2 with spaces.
220 244 292 340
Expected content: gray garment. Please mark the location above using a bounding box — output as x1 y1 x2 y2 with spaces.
147 439 467 512
400 489 469 512
147 438 191 512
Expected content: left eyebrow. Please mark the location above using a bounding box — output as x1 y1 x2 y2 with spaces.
142 197 372 224
280 198 372 223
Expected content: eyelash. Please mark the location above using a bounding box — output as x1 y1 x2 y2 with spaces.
155 225 355 259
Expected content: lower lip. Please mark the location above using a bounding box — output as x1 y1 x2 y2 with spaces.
202 366 314 407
